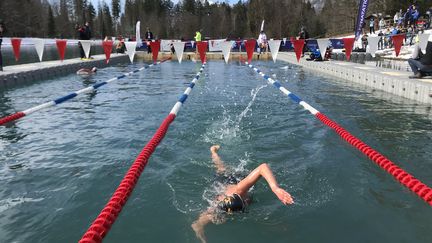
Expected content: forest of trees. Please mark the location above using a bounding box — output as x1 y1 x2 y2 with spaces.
0 0 430 40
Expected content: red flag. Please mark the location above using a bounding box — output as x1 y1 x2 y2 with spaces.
342 38 355 61
392 34 405 57
11 38 22 62
150 41 161 64
292 39 305 62
56 39 67 61
197 41 208 63
102 41 113 64
245 39 256 63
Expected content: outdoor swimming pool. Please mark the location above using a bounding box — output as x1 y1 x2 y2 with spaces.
0 60 431 243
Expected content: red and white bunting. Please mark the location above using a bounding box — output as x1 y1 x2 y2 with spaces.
102 40 113 64
342 38 355 61
11 38 22 62
32 38 45 62
197 41 208 63
292 39 305 62
419 33 430 53
125 41 137 63
268 39 281 63
366 36 380 58
245 39 256 63
392 34 405 57
80 40 92 59
316 38 329 61
56 39 67 61
173 42 185 63
150 40 161 63
221 41 234 64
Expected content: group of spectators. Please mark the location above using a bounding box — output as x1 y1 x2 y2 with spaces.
361 4 432 51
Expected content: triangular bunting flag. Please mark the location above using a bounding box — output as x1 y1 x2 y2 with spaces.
342 37 355 61
32 38 45 62
316 38 329 60
418 33 430 54
283 37 287 46
392 34 405 57
102 40 113 64
80 40 92 59
197 41 208 63
245 39 256 63
190 41 195 48
11 38 22 61
150 41 161 63
366 36 380 58
173 42 185 63
56 39 67 61
125 41 137 63
268 39 281 62
221 41 233 64
292 39 305 62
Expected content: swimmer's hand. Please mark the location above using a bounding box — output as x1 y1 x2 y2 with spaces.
273 187 294 205
210 145 220 154
192 222 207 243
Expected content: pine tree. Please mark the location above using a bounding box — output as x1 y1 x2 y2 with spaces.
47 5 56 37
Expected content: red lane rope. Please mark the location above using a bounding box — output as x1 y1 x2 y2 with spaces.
79 113 176 243
0 112 25 126
316 113 432 205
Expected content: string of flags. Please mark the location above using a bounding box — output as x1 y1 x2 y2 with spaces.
3 33 431 66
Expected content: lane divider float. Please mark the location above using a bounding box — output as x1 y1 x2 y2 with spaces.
246 62 432 206
0 58 171 126
79 63 206 243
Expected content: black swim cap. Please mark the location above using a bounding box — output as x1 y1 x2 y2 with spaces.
219 194 245 213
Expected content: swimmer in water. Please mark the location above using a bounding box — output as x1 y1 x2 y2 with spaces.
76 67 97 75
191 145 294 243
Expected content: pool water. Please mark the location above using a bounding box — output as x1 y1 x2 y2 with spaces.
0 60 431 243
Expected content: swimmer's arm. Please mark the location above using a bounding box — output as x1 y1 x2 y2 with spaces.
192 210 213 243
236 163 294 205
210 145 226 174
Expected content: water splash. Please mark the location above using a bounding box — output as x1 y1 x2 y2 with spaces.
203 84 267 144
167 182 201 214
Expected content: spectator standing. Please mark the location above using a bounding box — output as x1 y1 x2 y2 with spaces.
379 18 386 30
77 22 92 59
145 27 153 54
0 22 4 71
361 34 368 50
378 30 384 50
369 18 375 34
411 6 420 26
257 30 267 54
394 11 400 25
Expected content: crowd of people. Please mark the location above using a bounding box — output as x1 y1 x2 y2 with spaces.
361 4 432 51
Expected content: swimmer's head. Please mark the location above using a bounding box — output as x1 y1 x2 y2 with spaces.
91 67 97 72
219 194 245 214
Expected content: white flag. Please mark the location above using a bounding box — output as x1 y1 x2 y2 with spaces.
268 40 281 62
419 33 430 54
367 36 380 58
316 38 330 60
173 42 185 63
221 41 234 64
125 41 137 63
283 38 287 46
136 21 142 48
80 40 92 59
32 38 45 62
190 41 195 48
260 20 265 32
